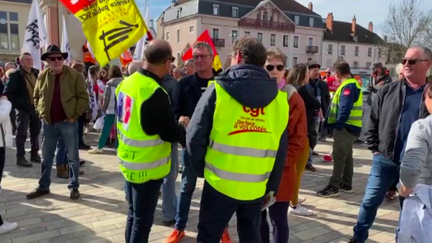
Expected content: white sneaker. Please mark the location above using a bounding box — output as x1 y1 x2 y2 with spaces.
88 148 103 154
289 204 314 216
0 222 18 235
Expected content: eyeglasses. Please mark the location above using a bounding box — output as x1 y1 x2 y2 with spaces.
48 56 63 61
193 54 211 60
401 59 429 65
266 65 285 72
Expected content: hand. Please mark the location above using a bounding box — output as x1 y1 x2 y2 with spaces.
0 95 7 100
67 118 75 123
179 116 190 126
373 152 381 155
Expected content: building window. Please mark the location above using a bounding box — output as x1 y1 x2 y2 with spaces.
355 46 359 56
245 31 250 36
231 30 238 43
309 17 314 27
294 15 300 25
10 23 18 50
283 35 288 47
0 21 8 50
0 11 6 20
177 29 180 43
308 37 313 46
341 45 346 56
378 48 382 58
326 59 333 68
176 9 181 18
270 34 276 46
293 36 299 48
213 4 219 15
190 26 194 33
257 33 263 43
353 61 359 68
368 47 372 57
328 44 333 55
232 7 239 18
366 62 372 68
166 32 170 40
263 12 268 21
293 57 298 65
212 28 219 38
9 12 18 21
307 58 312 63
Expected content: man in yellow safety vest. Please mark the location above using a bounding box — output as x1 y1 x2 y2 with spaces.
116 39 189 243
317 62 363 198
186 36 289 243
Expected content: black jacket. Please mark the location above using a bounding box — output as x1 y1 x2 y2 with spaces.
367 68 393 105
367 79 429 161
308 79 331 114
4 66 39 111
138 69 186 147
185 64 288 200
297 85 321 134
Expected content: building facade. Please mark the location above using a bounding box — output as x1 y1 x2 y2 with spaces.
320 13 386 69
0 0 32 62
157 0 324 67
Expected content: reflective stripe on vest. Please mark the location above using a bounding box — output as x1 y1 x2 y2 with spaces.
116 72 171 184
327 78 363 127
204 81 289 201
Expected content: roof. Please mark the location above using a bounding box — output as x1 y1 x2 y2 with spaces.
1 0 32 3
178 0 319 16
324 20 384 45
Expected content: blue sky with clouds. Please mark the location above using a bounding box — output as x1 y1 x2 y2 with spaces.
141 0 432 35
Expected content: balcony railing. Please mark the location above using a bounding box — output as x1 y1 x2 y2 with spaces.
212 38 225 48
238 19 295 32
306 46 319 54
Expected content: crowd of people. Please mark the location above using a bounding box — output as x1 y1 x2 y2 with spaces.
0 36 431 243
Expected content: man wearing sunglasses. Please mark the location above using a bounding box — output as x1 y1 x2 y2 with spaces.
4 53 40 167
349 46 432 243
366 62 392 106
26 45 89 201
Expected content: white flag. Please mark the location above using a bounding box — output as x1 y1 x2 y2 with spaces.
133 0 149 60
86 41 95 59
22 0 47 70
61 15 71 63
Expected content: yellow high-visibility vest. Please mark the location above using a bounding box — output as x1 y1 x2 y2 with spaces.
327 78 363 128
204 82 289 201
115 72 171 184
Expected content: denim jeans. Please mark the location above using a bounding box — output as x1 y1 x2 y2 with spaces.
125 179 163 243
307 148 313 165
162 143 179 222
56 124 80 166
39 121 80 190
175 149 197 231
353 154 400 243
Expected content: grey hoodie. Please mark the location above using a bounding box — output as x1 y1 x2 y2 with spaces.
400 114 432 188
102 77 123 114
185 64 288 199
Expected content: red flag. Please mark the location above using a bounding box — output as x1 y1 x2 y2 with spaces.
182 29 222 71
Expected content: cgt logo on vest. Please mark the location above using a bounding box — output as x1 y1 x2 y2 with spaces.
228 106 270 135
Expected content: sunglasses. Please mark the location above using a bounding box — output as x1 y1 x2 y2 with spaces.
401 59 429 65
193 54 211 60
48 56 63 61
266 65 285 72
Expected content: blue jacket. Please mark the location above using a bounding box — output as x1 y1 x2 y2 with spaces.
185 64 288 199
325 82 362 136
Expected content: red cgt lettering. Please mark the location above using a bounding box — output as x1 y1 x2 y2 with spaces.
243 106 265 117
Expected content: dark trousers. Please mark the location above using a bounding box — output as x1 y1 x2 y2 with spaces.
77 112 86 145
260 202 289 243
329 128 357 189
125 179 163 243
0 147 5 225
16 108 40 157
10 109 16 135
197 182 263 243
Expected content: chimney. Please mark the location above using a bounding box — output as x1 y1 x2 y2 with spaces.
352 15 356 34
326 13 333 32
308 2 313 11
384 35 388 42
368 21 373 32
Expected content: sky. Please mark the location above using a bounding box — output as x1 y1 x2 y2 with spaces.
141 0 432 36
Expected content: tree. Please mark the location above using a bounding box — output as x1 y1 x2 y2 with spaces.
384 0 432 61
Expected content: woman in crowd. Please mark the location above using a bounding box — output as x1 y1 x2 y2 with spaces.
286 63 321 216
96 66 109 97
260 49 307 243
89 65 123 154
0 95 17 235
397 82 432 242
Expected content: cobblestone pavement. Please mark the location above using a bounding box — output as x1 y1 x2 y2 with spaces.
0 135 399 243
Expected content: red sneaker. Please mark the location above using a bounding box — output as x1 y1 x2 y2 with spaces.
322 155 333 163
221 228 232 243
165 229 185 243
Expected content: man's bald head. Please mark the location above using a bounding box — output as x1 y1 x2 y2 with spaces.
144 39 173 65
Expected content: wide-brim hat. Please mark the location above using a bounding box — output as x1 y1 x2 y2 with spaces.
308 62 321 69
41 45 68 61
